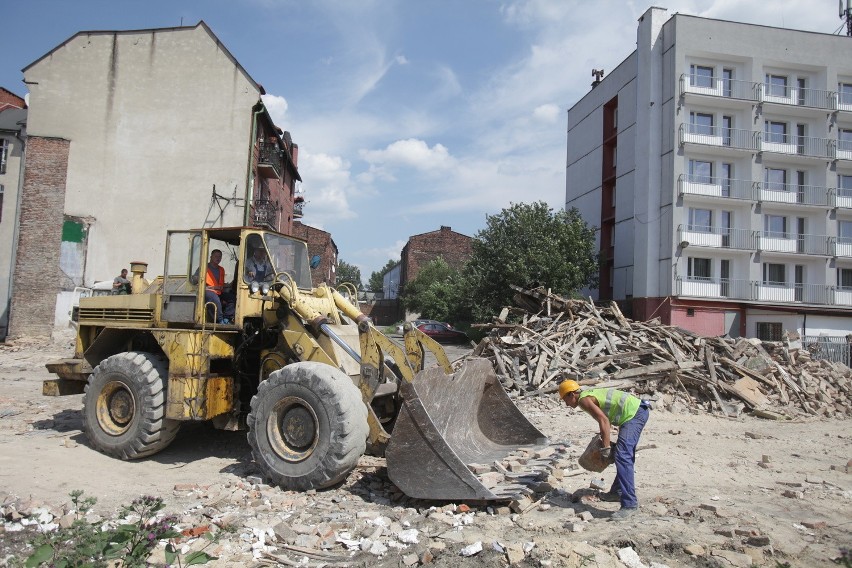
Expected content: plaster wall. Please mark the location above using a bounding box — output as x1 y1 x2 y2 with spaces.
23 25 259 283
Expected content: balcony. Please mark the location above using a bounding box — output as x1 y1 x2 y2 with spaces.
755 282 832 304
677 276 751 300
758 83 836 111
680 74 757 101
678 174 756 201
293 198 304 219
760 134 834 159
679 124 758 151
758 232 832 255
837 139 852 161
251 198 279 230
256 143 283 179
837 238 852 258
837 287 852 306
836 187 852 209
677 225 756 250
758 182 831 207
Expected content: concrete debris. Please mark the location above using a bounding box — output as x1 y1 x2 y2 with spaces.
459 541 483 556
470 286 852 419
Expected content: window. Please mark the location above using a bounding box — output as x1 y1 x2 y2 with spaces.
687 257 712 280
690 112 714 135
839 268 852 289
765 168 787 191
839 129 852 152
721 163 733 196
722 115 733 146
688 208 713 231
765 121 787 143
690 64 714 88
840 174 852 197
797 78 807 105
764 214 787 238
840 220 852 244
756 322 783 341
0 139 8 175
763 263 786 285
688 159 712 183
766 74 788 97
839 82 852 106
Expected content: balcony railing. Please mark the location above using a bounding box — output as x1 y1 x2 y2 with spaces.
677 225 756 250
678 174 756 200
757 232 833 255
676 276 751 300
836 237 852 258
680 74 757 100
676 277 837 305
760 134 834 159
251 198 279 230
759 83 836 110
680 74 840 111
755 282 832 304
257 143 283 179
834 187 852 209
679 124 759 151
293 199 304 219
758 182 830 207
837 139 852 161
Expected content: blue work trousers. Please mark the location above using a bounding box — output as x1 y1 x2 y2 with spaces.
609 404 650 508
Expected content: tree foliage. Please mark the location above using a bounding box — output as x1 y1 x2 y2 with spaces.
368 259 398 292
336 260 362 289
463 201 598 322
401 258 463 323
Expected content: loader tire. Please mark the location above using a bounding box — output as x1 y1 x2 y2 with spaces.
83 351 180 460
247 362 368 491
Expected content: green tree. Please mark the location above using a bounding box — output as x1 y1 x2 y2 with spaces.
368 259 398 292
401 258 463 323
463 201 598 321
336 260 362 289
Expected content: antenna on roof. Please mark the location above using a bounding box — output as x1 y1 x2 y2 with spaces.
591 69 605 89
841 0 852 36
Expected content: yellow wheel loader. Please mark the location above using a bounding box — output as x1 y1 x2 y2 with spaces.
45 227 563 500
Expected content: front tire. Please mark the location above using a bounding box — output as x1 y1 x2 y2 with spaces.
247 362 368 490
82 351 180 459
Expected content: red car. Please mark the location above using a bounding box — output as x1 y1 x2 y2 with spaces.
416 322 469 344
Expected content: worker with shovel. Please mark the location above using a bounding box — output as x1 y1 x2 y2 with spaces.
559 378 650 519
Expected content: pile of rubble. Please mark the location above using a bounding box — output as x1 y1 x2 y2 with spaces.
471 286 852 419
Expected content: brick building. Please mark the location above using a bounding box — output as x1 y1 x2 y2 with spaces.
292 221 337 287
0 88 26 339
9 22 302 338
399 226 473 293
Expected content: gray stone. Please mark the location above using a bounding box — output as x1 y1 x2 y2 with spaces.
683 544 705 556
711 549 753 567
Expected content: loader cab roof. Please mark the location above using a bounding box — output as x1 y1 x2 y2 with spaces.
177 226 309 246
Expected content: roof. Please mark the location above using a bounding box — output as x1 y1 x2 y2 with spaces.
0 107 27 131
22 21 261 94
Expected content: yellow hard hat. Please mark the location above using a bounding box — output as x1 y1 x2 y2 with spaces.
558 379 580 399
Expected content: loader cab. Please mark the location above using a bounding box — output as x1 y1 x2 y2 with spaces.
159 227 312 327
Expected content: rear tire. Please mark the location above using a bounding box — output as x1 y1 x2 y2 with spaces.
83 351 180 459
247 362 368 490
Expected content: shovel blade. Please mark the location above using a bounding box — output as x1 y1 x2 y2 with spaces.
386 358 560 501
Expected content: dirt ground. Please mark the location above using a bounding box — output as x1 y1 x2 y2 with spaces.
0 334 850 567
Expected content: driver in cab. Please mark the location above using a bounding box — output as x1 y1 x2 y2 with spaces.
245 246 273 283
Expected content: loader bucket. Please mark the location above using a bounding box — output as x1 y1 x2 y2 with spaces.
386 357 567 501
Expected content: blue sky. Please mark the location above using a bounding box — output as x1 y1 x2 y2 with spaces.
2 1 844 281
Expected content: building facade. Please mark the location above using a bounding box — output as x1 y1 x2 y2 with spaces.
566 7 852 340
292 221 337 287
0 89 27 340
9 22 301 338
399 226 473 293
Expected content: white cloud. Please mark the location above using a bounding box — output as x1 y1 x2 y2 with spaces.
360 138 454 171
532 103 560 123
261 93 288 125
296 151 359 225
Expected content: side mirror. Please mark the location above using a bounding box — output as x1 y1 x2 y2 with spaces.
310 255 321 269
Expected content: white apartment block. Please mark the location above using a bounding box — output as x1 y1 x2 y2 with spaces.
566 7 852 342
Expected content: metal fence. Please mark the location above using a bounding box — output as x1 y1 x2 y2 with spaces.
803 335 851 367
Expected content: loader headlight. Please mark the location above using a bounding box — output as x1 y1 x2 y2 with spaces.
261 283 270 295
251 281 260 294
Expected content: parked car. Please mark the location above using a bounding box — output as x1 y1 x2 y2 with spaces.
395 319 456 334
415 322 469 344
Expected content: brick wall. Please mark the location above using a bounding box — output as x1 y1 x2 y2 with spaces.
292 221 337 287
8 136 69 339
400 226 472 288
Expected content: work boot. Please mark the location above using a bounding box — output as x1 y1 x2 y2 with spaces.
610 507 637 520
599 490 621 503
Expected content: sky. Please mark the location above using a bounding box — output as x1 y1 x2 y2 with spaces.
2 1 847 282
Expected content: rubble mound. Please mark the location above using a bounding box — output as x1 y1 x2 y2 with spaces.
470 286 852 420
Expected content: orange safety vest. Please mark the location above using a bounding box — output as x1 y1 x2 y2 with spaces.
206 264 225 295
